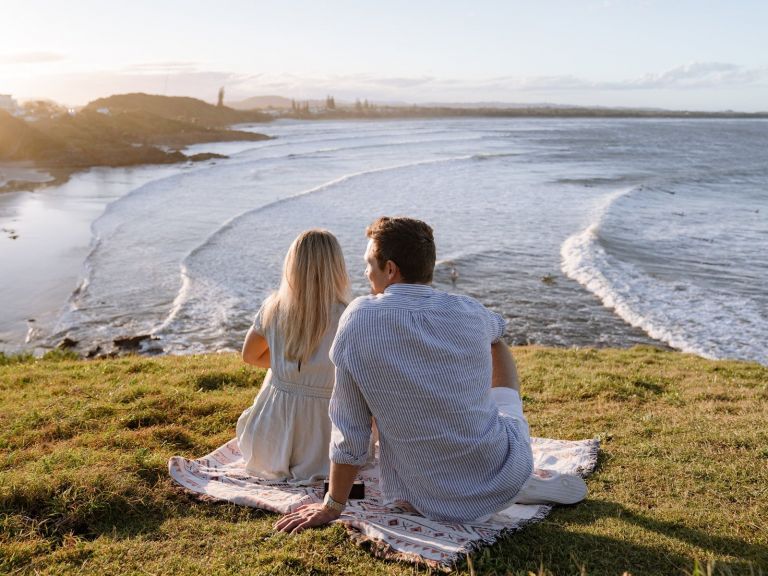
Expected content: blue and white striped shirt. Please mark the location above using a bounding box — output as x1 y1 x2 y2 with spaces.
329 283 533 522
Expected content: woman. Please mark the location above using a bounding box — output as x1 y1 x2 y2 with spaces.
236 229 349 483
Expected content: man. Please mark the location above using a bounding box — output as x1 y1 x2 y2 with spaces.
276 217 586 533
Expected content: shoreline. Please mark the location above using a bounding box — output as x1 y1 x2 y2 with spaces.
0 147 256 195
0 164 195 353
1 331 678 362
0 338 728 372
0 163 62 193
0 116 276 355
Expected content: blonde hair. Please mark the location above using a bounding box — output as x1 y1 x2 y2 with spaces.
261 229 349 364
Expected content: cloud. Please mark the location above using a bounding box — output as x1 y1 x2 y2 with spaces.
0 51 66 64
351 75 438 89
480 75 591 91
228 63 768 100
122 61 205 74
9 61 767 109
624 62 768 89
438 63 768 94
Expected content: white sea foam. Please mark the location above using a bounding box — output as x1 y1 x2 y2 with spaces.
561 189 768 364
151 154 480 351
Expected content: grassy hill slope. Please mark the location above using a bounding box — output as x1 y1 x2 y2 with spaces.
0 111 65 161
1 347 766 575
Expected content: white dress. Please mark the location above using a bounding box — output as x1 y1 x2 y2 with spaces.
235 302 345 484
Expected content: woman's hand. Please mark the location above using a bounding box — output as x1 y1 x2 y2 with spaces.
274 503 340 533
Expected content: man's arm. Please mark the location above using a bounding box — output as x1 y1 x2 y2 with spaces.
274 462 358 533
491 340 520 392
275 355 372 533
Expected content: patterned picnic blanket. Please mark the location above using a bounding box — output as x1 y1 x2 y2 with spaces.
168 437 599 570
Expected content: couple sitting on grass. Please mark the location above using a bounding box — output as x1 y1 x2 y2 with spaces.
237 216 587 533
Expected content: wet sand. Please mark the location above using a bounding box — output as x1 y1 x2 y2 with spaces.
0 163 55 192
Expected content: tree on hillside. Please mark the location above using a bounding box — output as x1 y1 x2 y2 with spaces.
23 100 67 120
217 87 225 107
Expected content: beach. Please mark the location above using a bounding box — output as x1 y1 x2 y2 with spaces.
0 164 188 351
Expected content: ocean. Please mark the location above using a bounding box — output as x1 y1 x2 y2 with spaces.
1 117 766 364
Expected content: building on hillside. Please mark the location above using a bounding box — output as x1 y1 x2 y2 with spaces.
0 94 22 116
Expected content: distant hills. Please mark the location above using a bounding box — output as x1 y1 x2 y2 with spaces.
229 95 294 110
0 94 273 191
87 93 271 127
227 95 768 119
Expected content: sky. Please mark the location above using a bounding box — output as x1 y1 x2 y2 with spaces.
2 0 767 111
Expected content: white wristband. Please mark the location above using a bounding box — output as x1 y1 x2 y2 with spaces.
322 492 345 514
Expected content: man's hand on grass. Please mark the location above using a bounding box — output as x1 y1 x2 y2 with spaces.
274 503 340 534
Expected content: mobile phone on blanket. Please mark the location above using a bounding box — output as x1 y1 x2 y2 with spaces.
323 480 365 499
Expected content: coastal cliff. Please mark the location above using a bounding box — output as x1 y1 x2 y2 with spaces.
0 93 273 192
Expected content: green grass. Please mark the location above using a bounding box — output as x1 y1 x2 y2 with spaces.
1 347 766 575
